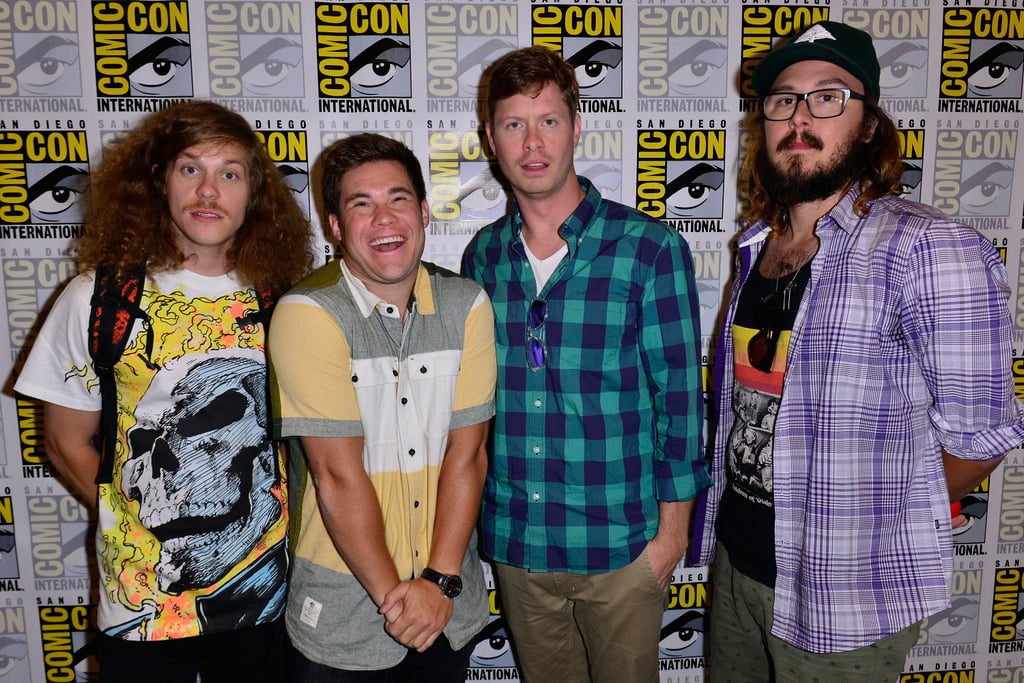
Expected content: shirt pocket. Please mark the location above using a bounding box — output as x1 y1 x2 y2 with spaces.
552 300 636 370
408 351 461 439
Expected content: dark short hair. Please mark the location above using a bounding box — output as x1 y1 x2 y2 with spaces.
320 133 426 218
485 46 579 124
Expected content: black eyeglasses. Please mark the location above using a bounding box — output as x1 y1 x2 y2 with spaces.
527 299 547 371
747 291 785 373
761 88 866 121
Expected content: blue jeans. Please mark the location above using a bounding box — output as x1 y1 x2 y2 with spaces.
288 634 473 682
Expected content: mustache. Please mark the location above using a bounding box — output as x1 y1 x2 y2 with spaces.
777 130 824 152
184 203 228 215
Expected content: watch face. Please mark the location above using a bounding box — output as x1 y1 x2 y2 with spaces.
443 575 463 598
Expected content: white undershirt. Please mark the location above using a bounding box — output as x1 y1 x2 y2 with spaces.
523 241 568 295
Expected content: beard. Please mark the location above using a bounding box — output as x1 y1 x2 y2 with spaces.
758 119 872 208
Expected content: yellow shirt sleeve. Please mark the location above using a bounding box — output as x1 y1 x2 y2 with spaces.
269 297 362 427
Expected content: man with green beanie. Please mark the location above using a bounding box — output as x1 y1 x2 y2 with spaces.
691 21 1024 680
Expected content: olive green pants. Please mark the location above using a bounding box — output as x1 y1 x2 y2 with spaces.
709 544 921 682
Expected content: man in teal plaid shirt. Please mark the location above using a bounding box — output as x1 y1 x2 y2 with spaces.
462 46 712 682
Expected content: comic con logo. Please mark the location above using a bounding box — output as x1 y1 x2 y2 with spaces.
206 1 304 98
468 588 518 675
255 127 309 216
899 128 925 202
533 4 623 100
990 566 1024 647
845 9 929 99
941 9 1024 99
315 3 411 98
636 129 726 223
997 461 1024 551
425 4 517 100
914 570 983 648
0 0 80 97
739 6 829 100
933 128 1016 219
428 129 500 224
28 494 91 581
0 131 88 226
660 579 708 665
39 604 97 683
637 6 728 98
92 1 193 98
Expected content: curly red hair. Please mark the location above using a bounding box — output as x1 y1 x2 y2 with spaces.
76 100 314 292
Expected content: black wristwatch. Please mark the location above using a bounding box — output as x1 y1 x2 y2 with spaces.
420 567 463 598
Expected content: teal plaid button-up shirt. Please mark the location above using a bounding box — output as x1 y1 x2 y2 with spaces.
463 177 711 573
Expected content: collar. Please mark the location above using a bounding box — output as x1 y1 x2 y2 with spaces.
339 259 434 319
738 185 867 248
820 185 865 235
509 176 600 257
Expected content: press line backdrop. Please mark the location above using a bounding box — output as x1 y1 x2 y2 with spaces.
0 0 1022 681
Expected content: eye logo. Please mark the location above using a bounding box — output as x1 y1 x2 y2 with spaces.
660 609 705 658
961 161 1013 216
28 165 88 224
878 41 928 97
565 38 623 97
127 35 192 96
967 41 1024 97
14 35 81 96
670 39 728 97
457 38 517 98
469 617 516 669
242 37 303 97
666 162 725 219
457 164 506 222
579 161 622 203
348 36 411 97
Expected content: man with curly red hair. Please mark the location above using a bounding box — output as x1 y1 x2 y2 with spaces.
15 100 314 682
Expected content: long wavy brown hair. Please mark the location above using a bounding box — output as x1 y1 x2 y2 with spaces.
76 100 314 292
738 99 904 234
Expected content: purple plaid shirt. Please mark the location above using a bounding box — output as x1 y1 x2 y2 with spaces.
692 187 1024 653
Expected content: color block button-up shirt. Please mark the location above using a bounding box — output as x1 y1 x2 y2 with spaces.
692 187 1024 652
463 177 711 574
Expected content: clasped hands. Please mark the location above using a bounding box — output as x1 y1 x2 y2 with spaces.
379 578 454 652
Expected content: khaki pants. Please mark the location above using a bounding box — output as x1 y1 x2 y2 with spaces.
494 547 668 683
709 544 921 682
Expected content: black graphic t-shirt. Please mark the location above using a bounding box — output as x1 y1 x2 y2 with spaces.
717 248 810 587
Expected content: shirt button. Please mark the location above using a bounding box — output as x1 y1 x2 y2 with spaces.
532 493 540 501
386 306 395 315
532 446 540 454
401 397 408 405
420 366 427 374
533 399 541 408
408 449 415 456
414 500 420 508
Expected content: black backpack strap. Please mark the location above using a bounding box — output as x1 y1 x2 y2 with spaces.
234 284 277 331
88 262 154 485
